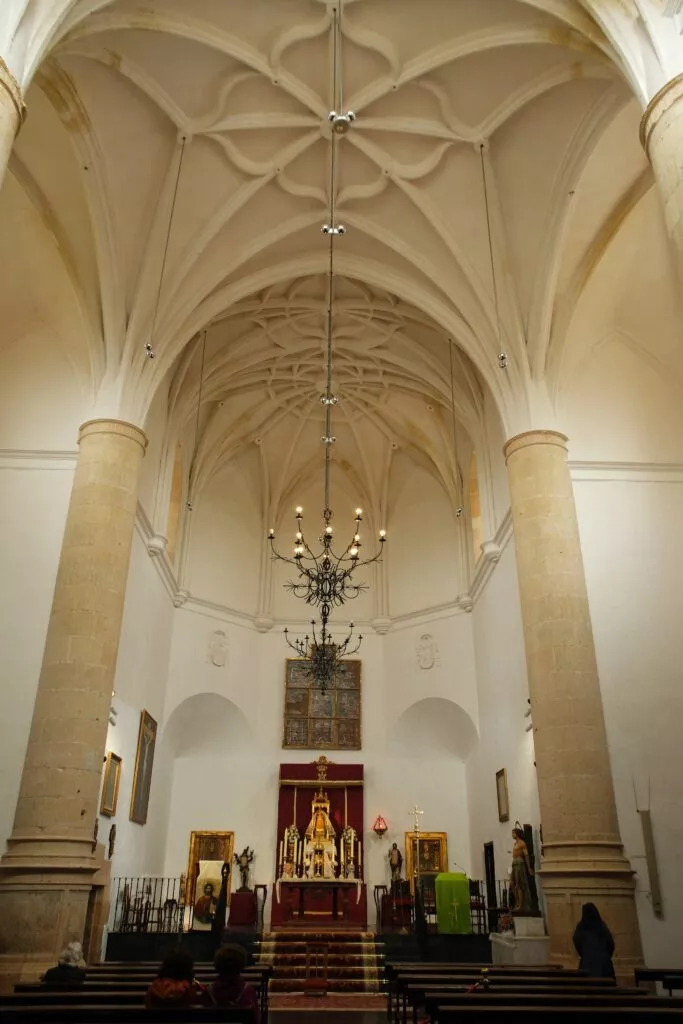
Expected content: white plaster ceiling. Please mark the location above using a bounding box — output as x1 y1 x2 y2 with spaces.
2 0 682 525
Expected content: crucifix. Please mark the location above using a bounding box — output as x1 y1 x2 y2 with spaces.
410 805 424 837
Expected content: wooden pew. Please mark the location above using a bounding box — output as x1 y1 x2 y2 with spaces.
0 1009 254 1024
664 978 683 996
433 1008 683 1024
388 968 613 1023
425 993 683 1017
636 969 683 989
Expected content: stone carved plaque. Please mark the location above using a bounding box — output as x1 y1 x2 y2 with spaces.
416 633 439 670
207 629 228 668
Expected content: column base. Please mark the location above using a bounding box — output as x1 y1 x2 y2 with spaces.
0 834 99 965
540 840 642 978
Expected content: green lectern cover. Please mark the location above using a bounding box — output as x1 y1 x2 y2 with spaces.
435 873 472 934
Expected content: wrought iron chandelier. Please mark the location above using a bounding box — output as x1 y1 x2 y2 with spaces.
267 2 386 691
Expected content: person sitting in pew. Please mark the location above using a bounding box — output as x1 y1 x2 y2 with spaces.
145 949 210 1009
573 902 616 979
41 942 87 987
211 944 260 1022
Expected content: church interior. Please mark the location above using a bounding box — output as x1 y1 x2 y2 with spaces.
1 0 683 1016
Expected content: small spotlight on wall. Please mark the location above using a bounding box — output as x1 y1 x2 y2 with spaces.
455 508 463 517
144 343 155 360
498 352 508 369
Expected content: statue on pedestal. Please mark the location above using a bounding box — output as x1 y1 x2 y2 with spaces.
234 847 255 892
509 823 536 914
303 786 337 879
389 842 403 884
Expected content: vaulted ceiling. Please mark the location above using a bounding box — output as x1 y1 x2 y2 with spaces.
1 0 678 527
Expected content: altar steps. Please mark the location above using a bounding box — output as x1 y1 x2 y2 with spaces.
254 930 387 994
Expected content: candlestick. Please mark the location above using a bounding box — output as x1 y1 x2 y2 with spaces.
358 840 362 873
279 840 283 875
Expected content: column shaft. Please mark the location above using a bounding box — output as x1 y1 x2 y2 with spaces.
0 419 146 973
0 57 24 192
641 74 683 278
504 430 641 972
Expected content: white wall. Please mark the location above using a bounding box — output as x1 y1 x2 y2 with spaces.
466 542 540 885
97 528 175 876
159 606 477 910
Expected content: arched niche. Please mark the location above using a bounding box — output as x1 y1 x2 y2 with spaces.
389 697 478 762
163 693 254 758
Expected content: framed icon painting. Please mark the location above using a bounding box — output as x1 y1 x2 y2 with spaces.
130 710 157 825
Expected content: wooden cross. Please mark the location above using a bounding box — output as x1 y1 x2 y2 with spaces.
410 805 424 836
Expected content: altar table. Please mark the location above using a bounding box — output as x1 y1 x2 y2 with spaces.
435 872 472 934
277 879 361 924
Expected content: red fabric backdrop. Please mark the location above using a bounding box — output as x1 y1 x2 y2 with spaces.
271 761 366 927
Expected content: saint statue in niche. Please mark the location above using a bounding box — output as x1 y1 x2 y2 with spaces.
416 633 438 670
207 629 228 668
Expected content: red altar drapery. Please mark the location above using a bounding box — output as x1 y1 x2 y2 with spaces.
272 760 366 927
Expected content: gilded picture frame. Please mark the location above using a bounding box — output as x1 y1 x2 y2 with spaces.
496 768 510 822
405 831 448 894
129 710 157 825
100 751 122 817
282 657 361 750
185 830 235 912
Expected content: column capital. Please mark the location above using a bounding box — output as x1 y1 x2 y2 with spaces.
0 57 26 132
640 72 683 155
78 418 147 452
503 429 568 462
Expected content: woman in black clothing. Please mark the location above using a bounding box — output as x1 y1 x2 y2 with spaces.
42 942 87 987
573 902 616 978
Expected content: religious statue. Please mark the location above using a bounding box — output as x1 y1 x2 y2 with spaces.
389 842 403 883
303 786 337 879
234 847 255 892
509 824 535 913
194 881 217 924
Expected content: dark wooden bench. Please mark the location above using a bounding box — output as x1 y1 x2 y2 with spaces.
426 993 683 1016
0 1009 254 1024
388 969 611 1022
636 970 683 988
434 1009 683 1024
402 985 644 1024
665 978 683 996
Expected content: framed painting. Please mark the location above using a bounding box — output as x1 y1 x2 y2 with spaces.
129 710 157 825
185 830 234 922
100 751 122 817
496 768 510 822
405 831 448 895
283 657 361 750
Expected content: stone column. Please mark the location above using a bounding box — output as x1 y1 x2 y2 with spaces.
504 430 641 973
0 57 25 193
0 419 146 979
640 74 683 278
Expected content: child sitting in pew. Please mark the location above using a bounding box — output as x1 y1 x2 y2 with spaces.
145 949 210 1009
211 944 260 1022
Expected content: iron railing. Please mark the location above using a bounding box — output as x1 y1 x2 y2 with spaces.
109 876 186 934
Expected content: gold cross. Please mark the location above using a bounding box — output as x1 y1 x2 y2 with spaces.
410 805 424 835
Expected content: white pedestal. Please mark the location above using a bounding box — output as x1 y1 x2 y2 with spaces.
490 932 551 966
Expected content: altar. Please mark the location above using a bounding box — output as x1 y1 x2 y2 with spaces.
271 756 367 928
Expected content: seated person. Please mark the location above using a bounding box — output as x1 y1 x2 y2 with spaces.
211 944 260 1022
145 949 209 1009
42 942 87 987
